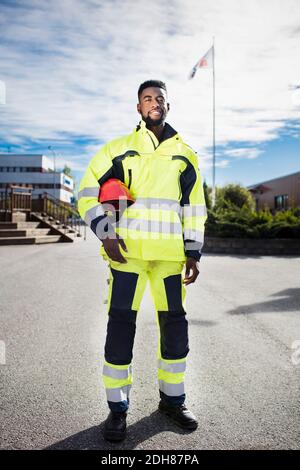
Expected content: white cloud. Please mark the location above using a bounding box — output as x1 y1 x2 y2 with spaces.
216 159 230 168
57 158 89 172
224 147 263 159
0 79 6 105
0 0 300 180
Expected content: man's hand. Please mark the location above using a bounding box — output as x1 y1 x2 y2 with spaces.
183 257 200 285
102 233 128 263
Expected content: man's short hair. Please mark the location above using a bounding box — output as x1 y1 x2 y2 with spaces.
138 80 167 101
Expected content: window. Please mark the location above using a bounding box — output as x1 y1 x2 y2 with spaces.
275 194 288 210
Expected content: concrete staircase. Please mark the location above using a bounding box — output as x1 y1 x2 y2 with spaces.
0 211 84 245
31 212 83 243
0 220 63 245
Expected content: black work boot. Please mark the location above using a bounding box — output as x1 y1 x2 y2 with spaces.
103 411 127 442
158 401 198 430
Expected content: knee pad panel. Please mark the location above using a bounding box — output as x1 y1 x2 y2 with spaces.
105 308 137 365
158 310 189 360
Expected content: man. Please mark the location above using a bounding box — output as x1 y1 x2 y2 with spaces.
78 80 207 442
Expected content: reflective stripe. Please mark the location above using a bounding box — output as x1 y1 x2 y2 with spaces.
117 218 182 234
158 360 186 373
78 187 99 199
103 365 132 380
106 385 131 402
135 197 179 206
184 229 204 243
183 204 207 218
84 204 105 226
184 240 203 251
134 198 181 216
159 380 185 396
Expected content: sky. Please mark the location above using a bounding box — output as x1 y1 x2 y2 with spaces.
0 0 299 192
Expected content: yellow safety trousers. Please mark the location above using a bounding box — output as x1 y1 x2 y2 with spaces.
102 258 189 412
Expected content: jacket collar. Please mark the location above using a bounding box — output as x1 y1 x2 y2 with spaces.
136 120 178 144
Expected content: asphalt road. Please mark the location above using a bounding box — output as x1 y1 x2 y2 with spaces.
0 229 299 450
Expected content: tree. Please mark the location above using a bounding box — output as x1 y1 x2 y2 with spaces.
215 184 255 211
63 165 72 176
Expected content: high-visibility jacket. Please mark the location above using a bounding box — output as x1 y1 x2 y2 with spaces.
78 120 207 261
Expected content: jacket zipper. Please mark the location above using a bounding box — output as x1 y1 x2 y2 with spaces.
128 169 132 189
148 132 158 150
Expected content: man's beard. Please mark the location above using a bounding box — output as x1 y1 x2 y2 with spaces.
143 110 166 128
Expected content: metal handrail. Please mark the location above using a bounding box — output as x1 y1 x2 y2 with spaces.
41 192 86 240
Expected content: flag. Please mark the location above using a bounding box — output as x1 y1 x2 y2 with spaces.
188 46 213 79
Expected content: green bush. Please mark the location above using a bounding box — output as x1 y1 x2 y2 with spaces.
206 213 300 238
203 180 212 210
252 207 273 226
204 183 300 238
273 208 299 224
266 221 300 239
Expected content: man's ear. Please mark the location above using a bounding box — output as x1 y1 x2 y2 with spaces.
137 103 141 115
167 103 170 112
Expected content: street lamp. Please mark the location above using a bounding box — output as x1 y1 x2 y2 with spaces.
48 146 57 201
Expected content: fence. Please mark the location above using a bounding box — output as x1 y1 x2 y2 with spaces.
0 185 32 221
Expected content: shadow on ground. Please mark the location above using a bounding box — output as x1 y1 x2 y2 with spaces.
144 319 217 327
227 288 300 316
44 410 195 450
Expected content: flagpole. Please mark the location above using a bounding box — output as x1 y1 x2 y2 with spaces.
212 36 216 208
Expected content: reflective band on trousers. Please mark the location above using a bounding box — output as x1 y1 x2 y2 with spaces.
84 204 105 226
106 385 131 402
159 381 185 396
103 365 132 380
158 360 186 373
182 204 207 218
78 187 99 199
117 218 182 234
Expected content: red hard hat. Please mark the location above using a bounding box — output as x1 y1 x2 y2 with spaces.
99 178 135 210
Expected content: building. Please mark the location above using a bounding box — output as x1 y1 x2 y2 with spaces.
247 171 300 211
0 153 74 204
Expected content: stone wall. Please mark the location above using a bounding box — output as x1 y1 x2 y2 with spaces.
203 237 300 255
